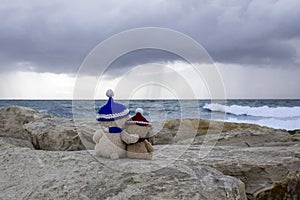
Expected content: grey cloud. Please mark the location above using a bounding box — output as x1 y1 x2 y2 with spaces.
104 49 185 78
0 0 300 74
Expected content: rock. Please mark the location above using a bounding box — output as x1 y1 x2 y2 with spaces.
183 145 300 199
0 106 299 199
150 119 295 147
290 131 300 142
150 119 199 145
24 117 85 151
193 129 293 147
74 119 99 150
0 106 49 139
253 172 300 200
0 106 87 151
288 129 300 135
0 137 34 149
0 106 98 151
0 147 247 200
1 143 298 199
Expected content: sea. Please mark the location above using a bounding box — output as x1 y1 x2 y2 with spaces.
0 99 300 130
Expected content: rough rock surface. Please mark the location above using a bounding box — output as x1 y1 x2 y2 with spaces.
0 106 86 151
152 117 300 200
24 117 85 151
0 137 34 149
253 172 300 200
150 119 298 146
183 145 300 199
75 119 99 150
0 106 49 139
0 106 299 199
0 146 246 200
193 129 297 147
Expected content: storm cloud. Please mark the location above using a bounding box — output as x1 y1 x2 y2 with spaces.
0 0 300 74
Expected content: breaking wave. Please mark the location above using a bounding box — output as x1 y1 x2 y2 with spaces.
203 103 300 118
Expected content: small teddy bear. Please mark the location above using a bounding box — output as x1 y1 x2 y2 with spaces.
93 89 139 160
124 108 154 160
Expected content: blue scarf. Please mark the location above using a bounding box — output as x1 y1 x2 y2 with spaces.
108 126 123 133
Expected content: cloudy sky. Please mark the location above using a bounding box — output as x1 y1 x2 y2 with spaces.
0 0 299 99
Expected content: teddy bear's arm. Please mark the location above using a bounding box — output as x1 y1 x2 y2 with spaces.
93 129 104 143
144 140 154 153
121 130 139 144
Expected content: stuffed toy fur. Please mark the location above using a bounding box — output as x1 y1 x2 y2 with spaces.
93 89 138 159
124 108 153 160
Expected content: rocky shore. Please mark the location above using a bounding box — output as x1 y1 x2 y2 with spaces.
0 106 299 199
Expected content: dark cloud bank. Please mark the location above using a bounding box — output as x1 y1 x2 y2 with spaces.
0 0 300 74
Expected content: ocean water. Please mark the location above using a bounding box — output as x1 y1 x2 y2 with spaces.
0 99 300 130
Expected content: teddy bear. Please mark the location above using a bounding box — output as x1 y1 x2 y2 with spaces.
93 89 139 160
124 108 154 160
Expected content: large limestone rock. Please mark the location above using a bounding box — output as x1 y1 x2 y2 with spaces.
24 117 85 151
0 106 87 151
253 172 300 200
74 119 99 150
0 137 34 149
1 142 298 199
0 106 49 139
0 106 299 199
0 146 246 200
183 145 300 199
150 119 297 146
193 129 296 147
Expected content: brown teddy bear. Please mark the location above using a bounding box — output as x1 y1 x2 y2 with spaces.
124 108 153 160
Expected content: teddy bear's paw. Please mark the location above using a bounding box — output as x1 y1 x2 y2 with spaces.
110 152 119 160
128 134 139 143
103 127 109 132
93 130 103 143
121 132 139 144
144 140 154 153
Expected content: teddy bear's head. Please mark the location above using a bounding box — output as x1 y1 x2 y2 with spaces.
96 89 129 129
125 108 151 138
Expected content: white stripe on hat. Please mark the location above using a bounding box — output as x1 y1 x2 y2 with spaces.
96 109 129 119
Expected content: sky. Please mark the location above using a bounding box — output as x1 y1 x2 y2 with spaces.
0 0 299 99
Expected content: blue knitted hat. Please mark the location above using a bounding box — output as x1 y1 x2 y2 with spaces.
96 89 129 121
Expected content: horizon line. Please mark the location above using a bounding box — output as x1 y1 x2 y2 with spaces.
1 98 300 100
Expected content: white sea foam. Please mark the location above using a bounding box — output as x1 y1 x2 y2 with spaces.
203 103 300 118
38 109 48 113
226 117 300 130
